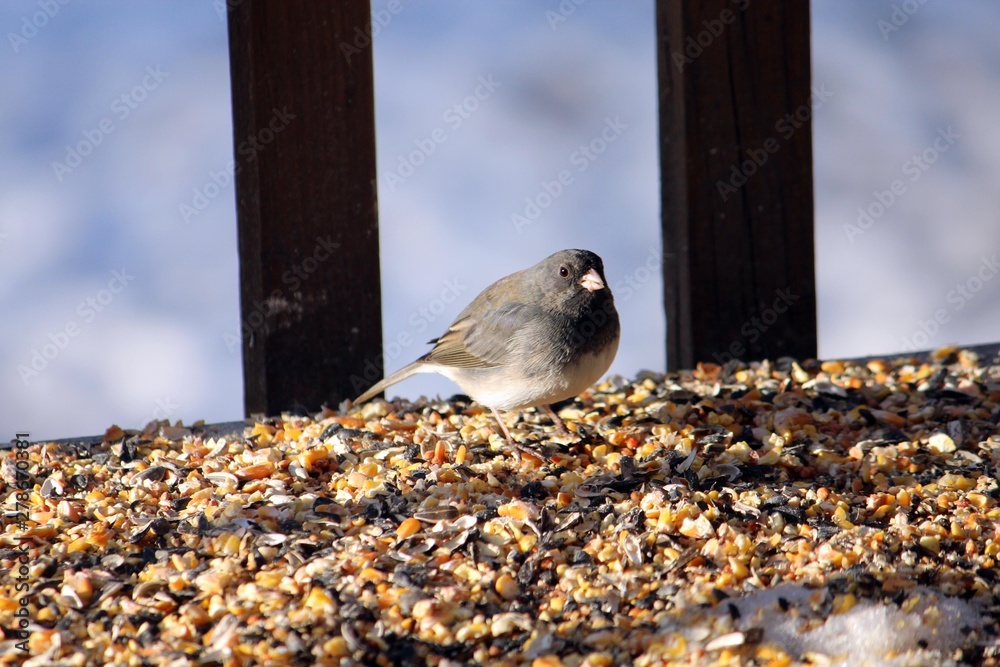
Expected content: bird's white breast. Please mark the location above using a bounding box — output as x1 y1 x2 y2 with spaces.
463 333 619 411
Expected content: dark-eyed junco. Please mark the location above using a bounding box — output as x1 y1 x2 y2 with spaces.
354 249 620 445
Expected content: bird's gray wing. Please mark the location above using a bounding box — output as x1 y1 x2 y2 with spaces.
423 302 539 369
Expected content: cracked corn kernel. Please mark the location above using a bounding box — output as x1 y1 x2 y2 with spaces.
532 656 566 667
919 535 941 555
831 592 857 615
396 517 422 538
322 636 350 658
495 574 520 601
304 587 335 614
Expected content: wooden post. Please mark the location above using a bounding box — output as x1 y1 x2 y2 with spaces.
658 0 817 369
227 2 382 415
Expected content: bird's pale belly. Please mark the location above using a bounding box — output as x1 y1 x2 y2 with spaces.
466 335 619 411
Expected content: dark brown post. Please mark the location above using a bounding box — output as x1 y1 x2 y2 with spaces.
227 2 382 415
658 0 817 369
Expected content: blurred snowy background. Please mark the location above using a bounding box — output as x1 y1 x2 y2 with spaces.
3 1 999 440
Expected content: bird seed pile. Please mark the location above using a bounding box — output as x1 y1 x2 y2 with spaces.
2 347 1000 666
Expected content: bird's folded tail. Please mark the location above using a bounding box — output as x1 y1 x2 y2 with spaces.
352 361 429 405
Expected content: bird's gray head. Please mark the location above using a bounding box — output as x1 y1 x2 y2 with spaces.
532 249 613 315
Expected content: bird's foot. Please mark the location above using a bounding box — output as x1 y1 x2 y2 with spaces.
541 404 573 437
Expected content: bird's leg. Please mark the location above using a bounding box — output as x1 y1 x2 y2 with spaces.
490 407 516 444
542 404 571 436
490 407 544 461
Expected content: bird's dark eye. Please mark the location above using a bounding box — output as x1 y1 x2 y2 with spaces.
559 266 569 278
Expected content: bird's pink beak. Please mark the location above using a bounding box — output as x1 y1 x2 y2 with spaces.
579 268 605 292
